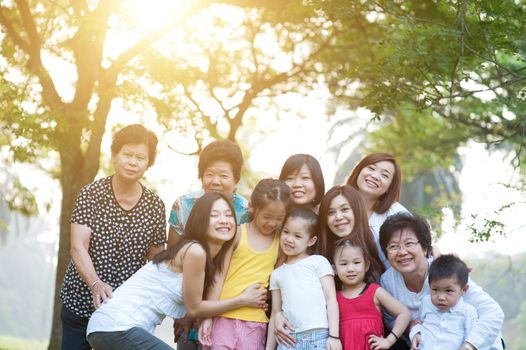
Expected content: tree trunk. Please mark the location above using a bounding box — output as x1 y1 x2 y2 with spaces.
48 129 94 349
48 180 77 350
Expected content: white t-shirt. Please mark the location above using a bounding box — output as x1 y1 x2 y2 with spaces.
87 261 186 335
369 201 409 269
381 261 504 350
409 295 478 350
269 255 334 333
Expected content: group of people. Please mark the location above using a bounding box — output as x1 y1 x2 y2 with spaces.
60 124 505 350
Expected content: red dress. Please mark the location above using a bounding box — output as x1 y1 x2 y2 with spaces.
337 283 384 350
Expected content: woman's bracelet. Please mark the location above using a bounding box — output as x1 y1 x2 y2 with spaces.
389 331 399 340
90 280 100 289
328 334 339 340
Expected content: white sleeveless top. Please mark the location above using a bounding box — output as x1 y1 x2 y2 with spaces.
87 261 186 334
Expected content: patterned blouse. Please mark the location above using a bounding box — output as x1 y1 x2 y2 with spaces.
168 189 250 236
60 176 166 318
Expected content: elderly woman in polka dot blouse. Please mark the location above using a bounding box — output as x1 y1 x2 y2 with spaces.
59 124 167 350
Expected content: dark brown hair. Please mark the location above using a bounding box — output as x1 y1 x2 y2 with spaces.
334 236 383 284
250 178 290 219
111 124 158 166
318 185 383 279
346 152 401 214
198 139 244 182
153 192 236 292
278 154 325 206
378 212 433 259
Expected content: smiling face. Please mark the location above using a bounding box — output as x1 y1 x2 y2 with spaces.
356 160 395 201
386 228 428 275
327 195 355 238
280 217 317 263
206 198 236 244
112 143 150 182
284 163 316 207
253 200 287 236
429 277 467 312
201 161 237 197
334 245 369 288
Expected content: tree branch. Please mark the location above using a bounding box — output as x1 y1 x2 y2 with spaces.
0 6 31 52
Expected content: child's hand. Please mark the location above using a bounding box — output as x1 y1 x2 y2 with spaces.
367 334 392 350
274 311 296 347
198 318 213 346
411 332 422 350
241 283 268 308
326 336 342 350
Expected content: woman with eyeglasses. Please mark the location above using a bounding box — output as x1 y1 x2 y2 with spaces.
379 213 505 350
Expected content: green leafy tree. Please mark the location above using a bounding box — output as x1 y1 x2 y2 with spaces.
0 1 339 347
2 1 526 347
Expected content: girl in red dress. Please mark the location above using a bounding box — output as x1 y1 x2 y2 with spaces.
333 237 410 350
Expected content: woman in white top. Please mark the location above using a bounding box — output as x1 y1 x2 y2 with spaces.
86 192 267 350
346 152 410 268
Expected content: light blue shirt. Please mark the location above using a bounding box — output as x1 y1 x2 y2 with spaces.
409 295 477 350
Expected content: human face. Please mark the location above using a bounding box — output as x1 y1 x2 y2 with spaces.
207 199 236 244
430 277 467 312
356 160 395 200
201 161 237 197
327 195 355 238
386 229 428 275
112 144 150 182
334 245 369 288
280 217 317 263
253 200 287 236
284 164 316 207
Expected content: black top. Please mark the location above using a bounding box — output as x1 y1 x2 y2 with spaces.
60 176 166 317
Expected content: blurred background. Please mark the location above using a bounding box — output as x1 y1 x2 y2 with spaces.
1 0 525 349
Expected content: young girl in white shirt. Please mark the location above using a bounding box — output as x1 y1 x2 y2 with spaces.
266 208 341 350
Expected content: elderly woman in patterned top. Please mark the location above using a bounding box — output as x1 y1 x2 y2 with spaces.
60 124 166 350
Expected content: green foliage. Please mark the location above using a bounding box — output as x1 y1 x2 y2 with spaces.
467 252 526 349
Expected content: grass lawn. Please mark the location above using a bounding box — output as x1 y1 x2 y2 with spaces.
0 335 47 350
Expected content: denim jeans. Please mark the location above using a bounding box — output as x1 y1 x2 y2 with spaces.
61 305 91 350
87 327 173 350
277 329 328 350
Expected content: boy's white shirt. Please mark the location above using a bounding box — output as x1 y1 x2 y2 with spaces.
381 262 505 350
409 295 477 350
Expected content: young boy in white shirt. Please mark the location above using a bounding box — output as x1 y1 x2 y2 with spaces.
410 254 478 350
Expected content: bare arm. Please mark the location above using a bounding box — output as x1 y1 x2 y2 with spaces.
368 287 411 350
183 244 266 318
167 226 183 248
266 289 283 350
198 232 238 345
320 275 342 350
70 223 112 308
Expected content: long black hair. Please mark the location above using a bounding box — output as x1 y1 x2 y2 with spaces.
153 192 237 292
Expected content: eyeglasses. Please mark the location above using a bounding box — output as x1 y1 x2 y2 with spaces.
386 241 420 253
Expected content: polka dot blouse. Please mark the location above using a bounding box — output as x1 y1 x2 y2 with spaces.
60 176 166 318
